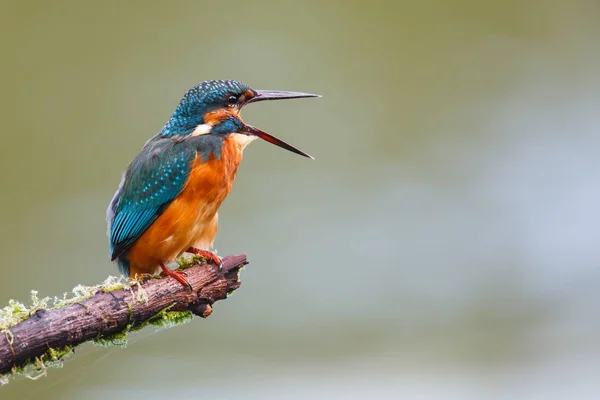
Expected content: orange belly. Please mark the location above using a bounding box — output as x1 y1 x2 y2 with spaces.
127 136 243 276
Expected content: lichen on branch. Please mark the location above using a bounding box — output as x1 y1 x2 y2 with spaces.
0 254 247 385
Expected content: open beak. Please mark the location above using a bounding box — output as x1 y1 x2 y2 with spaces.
247 90 321 104
243 89 320 159
243 124 314 159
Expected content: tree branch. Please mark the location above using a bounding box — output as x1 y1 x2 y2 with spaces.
0 255 248 377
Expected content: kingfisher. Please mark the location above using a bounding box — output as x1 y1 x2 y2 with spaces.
107 80 319 289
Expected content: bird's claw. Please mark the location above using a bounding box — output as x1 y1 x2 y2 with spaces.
173 270 193 291
186 248 222 268
160 264 193 290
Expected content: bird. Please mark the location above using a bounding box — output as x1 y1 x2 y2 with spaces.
107 80 320 289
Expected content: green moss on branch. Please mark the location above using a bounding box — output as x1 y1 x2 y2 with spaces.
0 254 248 385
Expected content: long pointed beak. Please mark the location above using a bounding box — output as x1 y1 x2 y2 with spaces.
243 124 314 159
247 89 321 103
243 89 320 159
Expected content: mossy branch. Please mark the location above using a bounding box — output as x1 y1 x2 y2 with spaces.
0 254 248 384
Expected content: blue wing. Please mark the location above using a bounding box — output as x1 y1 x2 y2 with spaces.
107 137 197 260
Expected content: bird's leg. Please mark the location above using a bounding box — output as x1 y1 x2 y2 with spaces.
160 262 192 290
185 247 222 267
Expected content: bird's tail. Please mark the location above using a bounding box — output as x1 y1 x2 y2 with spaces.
115 254 131 277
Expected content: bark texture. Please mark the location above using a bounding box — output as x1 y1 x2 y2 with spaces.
0 254 247 375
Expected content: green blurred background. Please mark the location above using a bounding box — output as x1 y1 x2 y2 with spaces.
2 0 599 398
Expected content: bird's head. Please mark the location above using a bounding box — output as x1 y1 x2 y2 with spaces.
159 80 319 158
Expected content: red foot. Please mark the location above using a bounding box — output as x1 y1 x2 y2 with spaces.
185 247 222 267
160 263 192 290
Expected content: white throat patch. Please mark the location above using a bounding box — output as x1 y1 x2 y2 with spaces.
190 124 256 150
230 133 258 149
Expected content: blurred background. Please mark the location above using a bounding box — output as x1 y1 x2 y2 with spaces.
2 0 599 398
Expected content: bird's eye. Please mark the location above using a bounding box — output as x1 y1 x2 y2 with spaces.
227 95 238 107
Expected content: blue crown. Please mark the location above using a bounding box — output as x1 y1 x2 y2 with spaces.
160 80 250 136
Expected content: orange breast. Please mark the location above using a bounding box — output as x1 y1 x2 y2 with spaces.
128 137 244 274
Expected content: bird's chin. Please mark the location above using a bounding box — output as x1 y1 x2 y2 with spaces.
229 132 258 150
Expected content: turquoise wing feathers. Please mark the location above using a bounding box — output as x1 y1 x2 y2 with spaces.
107 138 196 260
